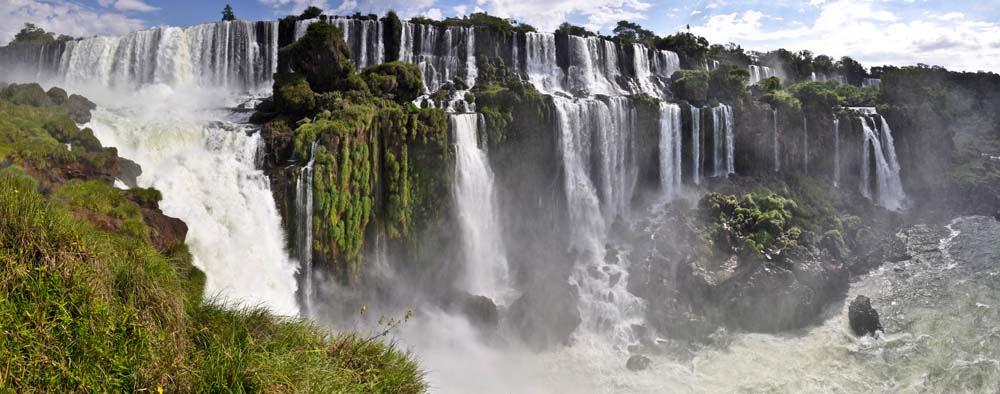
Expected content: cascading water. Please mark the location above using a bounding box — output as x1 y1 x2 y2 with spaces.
553 96 644 346
803 115 809 174
691 106 702 185
773 108 781 172
748 65 775 85
711 104 735 176
451 114 511 302
296 17 384 70
833 117 841 187
398 22 477 93
859 115 906 210
659 103 683 199
6 20 300 316
296 141 318 317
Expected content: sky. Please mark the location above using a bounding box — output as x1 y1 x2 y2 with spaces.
2 0 1000 72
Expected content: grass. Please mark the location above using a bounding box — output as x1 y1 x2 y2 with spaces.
0 86 426 392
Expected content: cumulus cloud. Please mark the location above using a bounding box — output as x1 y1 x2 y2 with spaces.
688 0 1000 72
0 0 146 45
475 0 652 33
99 0 159 12
258 0 330 14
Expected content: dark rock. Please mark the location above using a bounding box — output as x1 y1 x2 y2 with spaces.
457 293 499 330
626 355 651 371
848 295 883 336
994 210 1000 222
507 279 581 350
117 157 142 188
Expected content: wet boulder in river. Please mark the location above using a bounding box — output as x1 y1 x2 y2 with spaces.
848 295 883 336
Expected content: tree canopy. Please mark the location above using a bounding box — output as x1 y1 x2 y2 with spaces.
221 4 236 21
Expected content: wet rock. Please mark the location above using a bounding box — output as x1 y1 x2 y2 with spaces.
507 279 581 350
848 295 883 336
458 293 499 330
994 210 1000 222
117 157 142 188
609 272 622 287
626 355 651 371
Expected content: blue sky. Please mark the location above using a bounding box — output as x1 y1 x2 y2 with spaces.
3 0 1000 71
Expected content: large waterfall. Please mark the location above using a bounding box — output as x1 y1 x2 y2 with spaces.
712 104 735 177
691 106 702 185
858 114 906 210
748 64 775 85
553 96 644 346
773 108 781 172
451 114 511 302
659 103 683 199
833 117 841 187
2 20 299 316
296 141 319 317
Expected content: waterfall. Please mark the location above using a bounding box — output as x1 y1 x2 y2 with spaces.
773 108 780 172
54 21 277 91
803 115 809 174
859 115 906 210
659 103 682 199
711 104 734 176
553 96 644 346
296 141 318 317
833 117 840 187
748 65 774 85
452 114 511 302
691 106 702 185
396 22 478 94
86 104 300 316
524 32 563 94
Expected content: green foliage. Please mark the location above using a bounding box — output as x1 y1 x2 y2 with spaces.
556 22 597 37
472 59 552 145
10 23 55 45
613 20 655 44
699 192 801 258
708 43 752 67
299 6 323 20
789 81 842 111
837 56 868 86
221 4 236 21
671 69 709 103
0 87 427 392
361 61 424 103
281 21 355 93
0 172 425 392
655 32 709 69
272 73 317 117
2 82 52 107
708 63 748 101
439 12 536 33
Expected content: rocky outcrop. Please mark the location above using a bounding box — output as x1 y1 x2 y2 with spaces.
506 277 581 350
626 355 651 371
848 295 882 336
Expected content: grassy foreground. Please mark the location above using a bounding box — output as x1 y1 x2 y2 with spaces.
0 83 425 392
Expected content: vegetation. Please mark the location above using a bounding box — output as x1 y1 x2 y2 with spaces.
270 20 451 282
556 22 597 37
412 12 536 33
700 192 802 258
9 23 73 46
221 4 236 21
0 90 426 392
613 20 655 43
656 32 710 69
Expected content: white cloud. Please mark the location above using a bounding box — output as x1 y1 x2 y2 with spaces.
688 0 1000 72
0 0 146 45
475 0 652 32
258 0 329 14
109 0 159 12
261 0 439 19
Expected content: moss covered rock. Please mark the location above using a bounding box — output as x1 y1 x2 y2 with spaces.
281 21 355 93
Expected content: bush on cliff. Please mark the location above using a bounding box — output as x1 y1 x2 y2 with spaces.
281 21 355 92
273 72 316 117
699 192 802 259
361 61 424 103
672 69 709 103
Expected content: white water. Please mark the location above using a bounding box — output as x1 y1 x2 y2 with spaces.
803 115 809 174
748 64 775 85
834 117 841 187
451 114 511 302
296 141 318 317
296 17 384 71
86 91 299 315
553 96 644 347
659 103 683 200
773 108 780 172
711 104 735 177
691 106 702 185
15 21 300 315
859 115 907 210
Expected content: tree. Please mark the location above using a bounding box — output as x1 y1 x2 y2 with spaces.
11 23 54 45
655 32 709 69
837 56 868 86
221 4 236 21
556 22 596 37
612 20 654 43
300 6 323 20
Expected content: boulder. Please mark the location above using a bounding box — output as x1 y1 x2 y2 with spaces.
457 293 499 330
507 279 581 350
626 355 651 371
117 157 142 188
848 295 882 336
